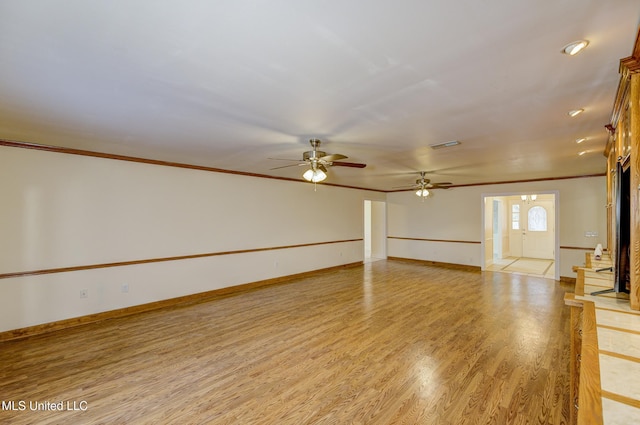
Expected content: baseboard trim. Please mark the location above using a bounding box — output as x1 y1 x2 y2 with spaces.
0 262 362 342
387 257 481 272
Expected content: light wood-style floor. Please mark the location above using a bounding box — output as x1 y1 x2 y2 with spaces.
0 260 572 424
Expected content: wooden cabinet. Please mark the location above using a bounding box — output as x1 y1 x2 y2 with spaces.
606 26 640 310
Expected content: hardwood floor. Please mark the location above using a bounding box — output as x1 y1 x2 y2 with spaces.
0 260 572 424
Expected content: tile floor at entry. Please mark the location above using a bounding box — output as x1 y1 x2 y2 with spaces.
486 256 555 279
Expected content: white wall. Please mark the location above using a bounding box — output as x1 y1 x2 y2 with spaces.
0 146 384 332
0 145 606 332
387 176 607 278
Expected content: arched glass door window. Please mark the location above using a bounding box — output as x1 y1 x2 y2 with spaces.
528 206 547 231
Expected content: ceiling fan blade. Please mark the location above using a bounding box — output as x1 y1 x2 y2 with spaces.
268 157 302 161
270 162 306 170
320 153 348 162
331 161 367 168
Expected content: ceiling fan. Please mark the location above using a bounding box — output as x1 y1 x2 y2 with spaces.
269 139 366 182
397 171 453 197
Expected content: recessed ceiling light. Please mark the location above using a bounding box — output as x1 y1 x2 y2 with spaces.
562 40 589 56
568 109 584 117
576 137 587 144
430 140 460 149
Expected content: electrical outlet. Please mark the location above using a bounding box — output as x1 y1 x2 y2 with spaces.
80 289 88 299
121 283 129 293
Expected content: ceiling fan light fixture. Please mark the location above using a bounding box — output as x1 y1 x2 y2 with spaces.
561 40 589 56
568 108 584 117
415 188 430 197
303 168 327 182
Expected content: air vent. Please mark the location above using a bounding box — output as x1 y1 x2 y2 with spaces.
430 140 460 150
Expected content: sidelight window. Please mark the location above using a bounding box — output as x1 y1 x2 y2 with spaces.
511 204 520 230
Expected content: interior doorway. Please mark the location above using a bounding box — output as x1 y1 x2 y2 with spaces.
482 192 558 279
364 200 386 263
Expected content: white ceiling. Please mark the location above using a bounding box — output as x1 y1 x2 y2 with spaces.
1 1 639 191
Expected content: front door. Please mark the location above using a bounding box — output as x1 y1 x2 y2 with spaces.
508 197 555 260
522 199 554 259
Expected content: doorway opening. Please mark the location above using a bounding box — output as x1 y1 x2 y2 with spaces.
482 192 559 279
364 200 387 263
